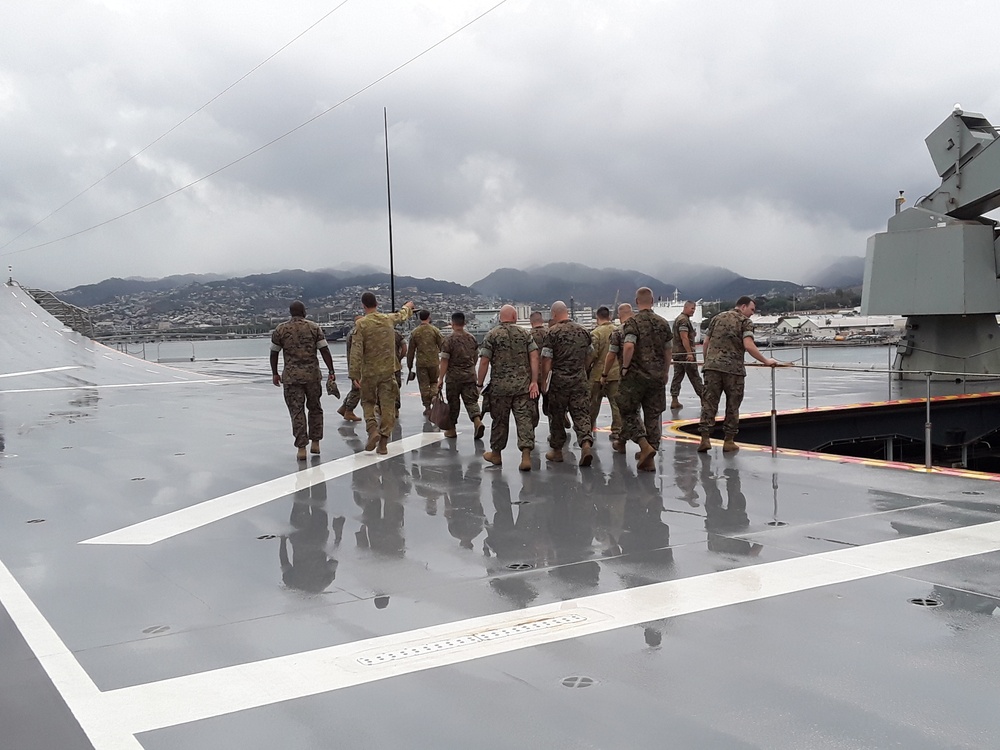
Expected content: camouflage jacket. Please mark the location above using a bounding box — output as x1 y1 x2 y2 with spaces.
623 309 672 380
349 306 414 381
409 324 444 368
441 329 478 383
530 326 547 350
480 322 537 396
271 317 329 384
671 312 697 360
703 308 753 376
541 319 593 387
590 321 618 382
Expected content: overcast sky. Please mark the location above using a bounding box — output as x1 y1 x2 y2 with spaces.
2 0 999 290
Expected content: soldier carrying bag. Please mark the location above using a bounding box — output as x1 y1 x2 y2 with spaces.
429 393 450 429
480 382 492 416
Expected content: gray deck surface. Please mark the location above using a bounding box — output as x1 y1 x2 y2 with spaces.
2 283 999 750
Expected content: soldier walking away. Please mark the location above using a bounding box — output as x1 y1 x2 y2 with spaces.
669 300 704 410
615 288 672 472
338 316 363 422
528 311 547 430
270 301 337 461
590 305 622 442
698 296 782 453
477 305 540 471
437 311 485 440
407 309 444 415
348 292 415 455
540 301 595 467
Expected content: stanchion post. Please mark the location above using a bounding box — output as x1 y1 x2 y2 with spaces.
924 372 932 469
888 343 892 398
771 365 777 456
804 346 810 409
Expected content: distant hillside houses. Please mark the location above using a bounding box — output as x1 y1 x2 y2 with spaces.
753 313 905 340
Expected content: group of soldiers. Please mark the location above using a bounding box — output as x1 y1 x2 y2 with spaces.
270 288 781 469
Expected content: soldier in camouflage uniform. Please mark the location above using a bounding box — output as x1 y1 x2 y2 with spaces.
437 311 485 440
590 306 622 442
698 296 780 453
337 316 363 422
393 329 406 411
348 292 415 455
528 311 547 429
540 301 595 467
270 301 336 461
669 300 704 410
477 305 540 471
407 309 444 414
617 288 672 472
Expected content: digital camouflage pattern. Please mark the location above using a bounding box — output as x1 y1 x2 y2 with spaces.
271 317 329 384
607 326 624 364
283 381 324 447
541 319 594 449
669 312 704 399
699 370 745 437
530 325 547 351
590 321 622 439
440 329 478 383
445 379 481 430
409 324 444 368
488 394 535 452
622 309 672 381
671 312 696 356
616 374 666 448
479 322 537 397
703 308 754 376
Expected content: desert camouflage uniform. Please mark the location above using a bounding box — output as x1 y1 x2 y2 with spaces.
617 310 672 449
670 311 704 400
349 306 414 438
409 323 444 408
341 325 360 411
589 320 621 439
440 329 481 428
541 319 594 450
699 308 752 438
480 322 537 452
271 317 329 448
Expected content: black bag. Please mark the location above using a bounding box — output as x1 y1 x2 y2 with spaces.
480 382 492 416
429 394 450 429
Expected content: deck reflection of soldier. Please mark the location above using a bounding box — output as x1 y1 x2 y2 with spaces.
406 310 444 415
270 300 336 461
698 296 780 453
669 300 704 410
701 460 763 557
437 311 485 440
616 288 672 472
348 292 414 454
444 459 485 549
279 479 345 593
590 305 622 443
483 472 551 607
540 300 595 467
477 305 540 471
337 316 363 422
354 461 410 557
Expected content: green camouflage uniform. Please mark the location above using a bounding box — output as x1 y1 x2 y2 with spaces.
669 311 704 400
341 326 360 411
589 321 621 439
440 329 481 428
617 309 672 449
541 319 594 450
480 322 537 452
699 308 752 438
349 306 414 437
271 317 330 448
409 323 444 408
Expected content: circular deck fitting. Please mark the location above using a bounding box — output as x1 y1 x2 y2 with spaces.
766 521 788 527
257 534 277 540
26 519 45 524
908 597 943 608
561 676 596 688
506 562 534 571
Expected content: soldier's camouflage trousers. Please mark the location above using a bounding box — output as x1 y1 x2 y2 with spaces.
283 380 323 448
547 378 593 449
415 365 440 408
669 360 704 399
489 393 536 452
590 379 621 439
361 375 401 438
341 382 360 411
699 370 745 437
445 379 481 428
616 373 666 448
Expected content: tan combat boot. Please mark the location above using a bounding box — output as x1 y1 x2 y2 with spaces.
519 448 532 472
376 436 388 455
296 446 307 461
473 417 485 440
545 448 564 463
483 450 503 466
443 428 458 438
612 439 627 454
722 437 739 453
636 438 656 472
310 440 321 455
579 440 593 467
670 397 682 409
365 429 379 452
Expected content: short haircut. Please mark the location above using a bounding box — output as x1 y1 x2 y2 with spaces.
529 311 544 324
361 292 377 309
596 306 610 319
451 311 466 325
289 300 306 317
736 295 754 307
636 287 654 305
418 309 430 321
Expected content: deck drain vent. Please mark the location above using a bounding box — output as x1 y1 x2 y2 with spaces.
561 676 596 688
142 625 171 634
26 519 45 524
908 597 943 608
257 534 277 540
962 491 984 496
506 562 534 571
766 521 787 527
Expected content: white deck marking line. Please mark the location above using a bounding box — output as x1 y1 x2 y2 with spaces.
80 432 449 546
1 379 228 395
0 365 80 379
93 519 1000 736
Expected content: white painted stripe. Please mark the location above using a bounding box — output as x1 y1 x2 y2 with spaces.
0 379 227 395
97 519 1000 735
81 431 448 546
0 365 80 379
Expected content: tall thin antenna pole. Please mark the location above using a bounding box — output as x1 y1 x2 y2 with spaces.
384 107 396 312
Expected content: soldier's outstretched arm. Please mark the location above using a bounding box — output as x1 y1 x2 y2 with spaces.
437 355 449 388
528 349 540 399
270 350 281 386
745 336 781 367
